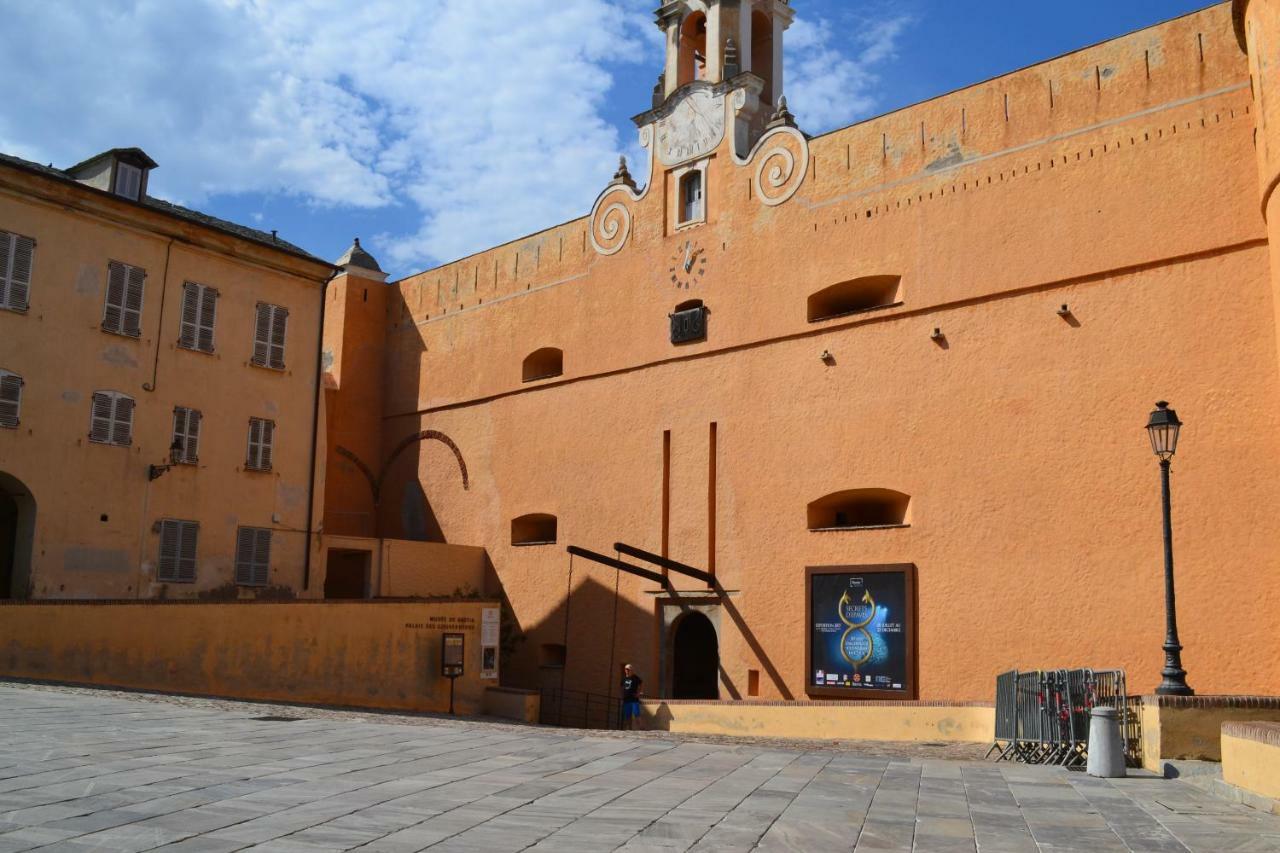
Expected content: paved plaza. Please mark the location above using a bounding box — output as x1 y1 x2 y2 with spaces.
0 684 1277 852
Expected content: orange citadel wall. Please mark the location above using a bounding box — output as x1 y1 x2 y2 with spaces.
371 3 1280 701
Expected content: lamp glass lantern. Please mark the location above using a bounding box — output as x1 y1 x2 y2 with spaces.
1146 401 1181 460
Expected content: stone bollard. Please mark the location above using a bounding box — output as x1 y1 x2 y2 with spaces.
1087 706 1127 778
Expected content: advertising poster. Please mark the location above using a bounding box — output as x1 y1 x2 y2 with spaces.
480 607 500 680
806 565 916 699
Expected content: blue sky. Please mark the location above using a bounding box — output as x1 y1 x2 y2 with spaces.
0 0 1212 278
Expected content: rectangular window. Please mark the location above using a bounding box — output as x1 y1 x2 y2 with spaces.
102 261 145 337
171 406 202 464
680 170 704 224
0 370 22 429
89 391 135 446
157 519 198 583
246 417 275 471
251 303 288 369
178 281 218 353
0 229 35 312
114 162 142 200
234 526 272 586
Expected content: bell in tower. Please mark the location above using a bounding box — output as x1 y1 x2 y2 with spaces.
655 0 794 107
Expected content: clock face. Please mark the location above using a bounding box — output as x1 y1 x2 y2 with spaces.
668 239 707 289
656 88 726 167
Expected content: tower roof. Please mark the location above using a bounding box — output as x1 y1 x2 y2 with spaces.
336 237 383 273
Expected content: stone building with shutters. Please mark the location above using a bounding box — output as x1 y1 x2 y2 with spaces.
0 148 335 599
313 0 1280 705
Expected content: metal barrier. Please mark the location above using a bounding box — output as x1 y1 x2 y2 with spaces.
988 668 1134 766
539 687 621 730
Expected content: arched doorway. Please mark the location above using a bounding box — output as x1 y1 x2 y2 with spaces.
672 611 719 699
0 472 36 599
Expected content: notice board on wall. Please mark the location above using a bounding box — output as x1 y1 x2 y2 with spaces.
805 564 917 700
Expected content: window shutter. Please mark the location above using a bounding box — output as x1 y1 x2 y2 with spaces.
260 419 274 470
158 520 181 581
0 371 21 428
252 304 271 366
197 286 217 352
177 520 198 582
247 417 273 471
103 262 127 333
179 283 199 349
268 306 288 369
253 528 271 586
235 526 271 586
173 407 201 463
0 232 9 308
235 527 255 584
89 392 114 443
111 395 135 446
123 264 145 336
247 418 261 469
0 233 34 311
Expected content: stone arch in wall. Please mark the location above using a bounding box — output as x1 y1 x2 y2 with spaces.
671 610 720 700
335 430 468 540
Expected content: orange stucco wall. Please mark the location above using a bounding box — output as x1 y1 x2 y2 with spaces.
0 167 331 600
0 600 497 713
322 3 1280 704
315 535 489 598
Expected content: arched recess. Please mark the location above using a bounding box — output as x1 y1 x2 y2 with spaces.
807 489 911 530
678 11 708 87
0 471 37 599
335 429 469 520
522 348 563 383
671 611 719 699
511 513 558 546
751 10 775 103
807 275 901 322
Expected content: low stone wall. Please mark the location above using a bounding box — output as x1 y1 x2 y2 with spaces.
1139 695 1280 770
0 599 499 715
641 699 994 743
1222 722 1280 805
484 686 540 723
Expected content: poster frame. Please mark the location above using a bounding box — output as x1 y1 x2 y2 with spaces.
804 563 918 700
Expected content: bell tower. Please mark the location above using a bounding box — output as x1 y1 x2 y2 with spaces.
656 0 794 107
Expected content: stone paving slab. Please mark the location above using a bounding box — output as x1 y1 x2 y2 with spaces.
0 683 1278 852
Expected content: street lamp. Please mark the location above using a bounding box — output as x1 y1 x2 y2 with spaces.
148 439 185 482
1145 401 1194 696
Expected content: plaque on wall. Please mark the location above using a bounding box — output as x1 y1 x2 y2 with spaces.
670 305 707 343
805 564 917 700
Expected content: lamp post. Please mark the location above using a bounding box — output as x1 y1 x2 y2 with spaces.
1145 401 1194 696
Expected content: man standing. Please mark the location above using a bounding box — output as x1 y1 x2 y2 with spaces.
620 664 643 730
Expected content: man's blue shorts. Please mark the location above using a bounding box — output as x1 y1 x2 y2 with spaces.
621 700 641 720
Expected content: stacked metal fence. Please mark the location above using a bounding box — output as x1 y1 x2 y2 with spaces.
988 668 1132 766
538 687 621 730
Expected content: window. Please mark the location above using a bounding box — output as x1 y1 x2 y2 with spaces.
251 303 288 369
807 276 902 322
172 407 202 464
102 261 145 337
0 230 35 312
178 282 218 353
157 519 198 583
113 162 142 200
680 170 704 224
511 513 558 546
522 348 563 382
246 417 275 471
0 369 22 428
234 526 272 586
539 644 567 668
807 489 911 531
89 391 135 446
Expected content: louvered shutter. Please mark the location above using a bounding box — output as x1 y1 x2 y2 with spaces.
0 372 22 428
176 521 198 581
103 263 126 333
179 283 199 349
0 232 34 311
196 285 217 352
252 304 272 366
246 418 262 469
123 264 145 336
111 395 135 445
235 527 255 584
259 419 274 470
252 528 271 586
268 306 288 369
158 520 181 581
235 526 271 586
0 233 9 308
89 392 114 442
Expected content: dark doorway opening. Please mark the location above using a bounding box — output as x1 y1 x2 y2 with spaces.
0 471 34 600
324 549 370 599
672 611 719 699
0 489 15 598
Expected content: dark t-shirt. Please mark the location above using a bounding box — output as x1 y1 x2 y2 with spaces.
621 674 642 702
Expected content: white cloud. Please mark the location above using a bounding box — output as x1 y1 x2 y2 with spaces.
785 12 914 134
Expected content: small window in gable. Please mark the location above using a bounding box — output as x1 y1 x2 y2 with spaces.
0 369 23 428
251 303 288 369
511 513 558 546
172 406 202 464
113 162 143 200
807 275 902 322
179 282 218 353
539 643 567 668
89 391 135 446
679 170 704 225
807 489 910 531
245 417 275 472
157 518 198 583
522 348 563 382
234 526 272 586
102 260 146 337
0 230 35 312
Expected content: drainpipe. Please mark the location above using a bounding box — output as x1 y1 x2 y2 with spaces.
302 269 340 592
142 238 175 392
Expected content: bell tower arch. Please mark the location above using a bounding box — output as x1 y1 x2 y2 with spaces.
656 1 793 106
